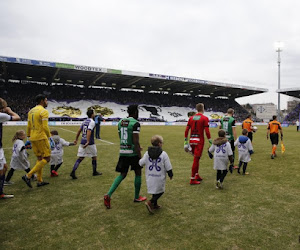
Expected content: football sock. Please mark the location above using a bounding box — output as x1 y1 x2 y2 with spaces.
0 174 5 195
191 156 200 177
54 163 62 171
92 160 97 173
36 160 47 182
27 159 47 179
5 168 15 182
107 175 124 197
272 145 276 155
243 163 248 174
134 175 142 199
72 159 82 172
50 165 55 173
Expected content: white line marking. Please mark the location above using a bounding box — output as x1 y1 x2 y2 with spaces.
53 127 76 134
2 127 114 151
96 139 114 145
51 126 115 145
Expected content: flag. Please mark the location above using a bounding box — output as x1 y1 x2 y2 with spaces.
281 141 285 154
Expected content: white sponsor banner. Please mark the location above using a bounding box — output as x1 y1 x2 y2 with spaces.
3 121 28 126
3 121 269 126
140 122 166 126
54 121 116 126
122 70 148 77
74 64 107 73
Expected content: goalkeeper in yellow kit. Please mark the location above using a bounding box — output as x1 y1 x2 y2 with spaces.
22 94 51 188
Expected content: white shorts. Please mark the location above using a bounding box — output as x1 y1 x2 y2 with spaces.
77 144 97 158
50 154 63 165
0 148 7 171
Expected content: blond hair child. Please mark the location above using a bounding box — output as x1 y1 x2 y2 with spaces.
5 130 35 185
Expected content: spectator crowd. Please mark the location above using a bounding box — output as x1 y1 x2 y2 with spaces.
284 103 300 124
1 81 249 122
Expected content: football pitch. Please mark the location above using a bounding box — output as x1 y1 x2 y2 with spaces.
0 125 299 249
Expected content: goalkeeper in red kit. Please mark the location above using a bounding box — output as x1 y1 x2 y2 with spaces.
184 103 212 185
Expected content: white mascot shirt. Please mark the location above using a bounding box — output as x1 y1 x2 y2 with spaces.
139 151 172 194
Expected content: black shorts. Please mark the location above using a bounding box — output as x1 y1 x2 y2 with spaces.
229 140 235 152
270 133 279 145
248 132 253 142
115 156 142 173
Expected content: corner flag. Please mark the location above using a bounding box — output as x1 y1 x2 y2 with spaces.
281 141 285 154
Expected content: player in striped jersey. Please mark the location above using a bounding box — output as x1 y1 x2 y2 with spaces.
220 108 237 166
104 105 146 209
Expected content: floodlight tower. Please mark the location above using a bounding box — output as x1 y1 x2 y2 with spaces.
275 41 284 122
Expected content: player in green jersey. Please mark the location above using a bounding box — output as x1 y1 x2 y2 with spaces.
220 108 237 168
104 105 146 209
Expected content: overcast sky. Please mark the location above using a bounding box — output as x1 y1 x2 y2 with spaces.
1 0 300 109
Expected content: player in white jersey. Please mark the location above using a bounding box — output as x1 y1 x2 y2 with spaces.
70 109 101 179
0 98 20 199
139 135 173 214
5 130 36 185
208 130 234 189
49 130 75 177
234 129 254 175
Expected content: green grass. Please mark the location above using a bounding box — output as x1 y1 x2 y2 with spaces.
0 125 299 249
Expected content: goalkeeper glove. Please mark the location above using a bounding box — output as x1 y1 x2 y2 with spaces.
208 139 212 146
184 138 188 146
184 138 189 152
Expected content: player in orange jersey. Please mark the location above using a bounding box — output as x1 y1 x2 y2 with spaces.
242 114 254 141
267 115 283 159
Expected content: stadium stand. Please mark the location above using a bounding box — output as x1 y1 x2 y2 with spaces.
284 103 300 123
277 88 300 124
0 55 268 122
1 81 248 122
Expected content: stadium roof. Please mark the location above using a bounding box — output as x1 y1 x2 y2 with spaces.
277 88 300 99
0 55 268 99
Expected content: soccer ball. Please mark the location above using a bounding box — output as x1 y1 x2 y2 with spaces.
184 144 193 155
253 126 258 133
